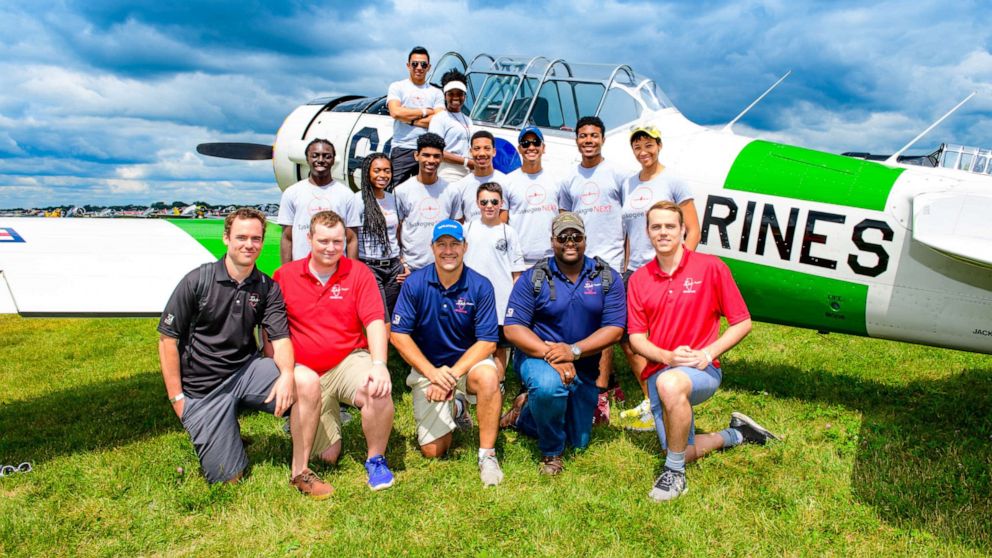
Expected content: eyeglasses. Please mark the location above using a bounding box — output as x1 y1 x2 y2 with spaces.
555 232 585 244
519 139 542 148
410 61 429 69
479 199 501 206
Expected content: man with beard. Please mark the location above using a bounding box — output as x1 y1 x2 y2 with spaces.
501 213 626 476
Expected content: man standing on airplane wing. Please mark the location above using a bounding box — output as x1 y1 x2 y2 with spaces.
627 201 779 502
158 208 332 498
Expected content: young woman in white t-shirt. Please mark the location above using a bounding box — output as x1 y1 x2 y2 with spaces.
430 69 474 184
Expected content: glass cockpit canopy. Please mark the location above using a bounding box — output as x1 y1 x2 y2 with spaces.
429 53 673 136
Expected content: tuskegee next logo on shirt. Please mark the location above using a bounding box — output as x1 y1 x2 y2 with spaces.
454 297 475 314
329 284 350 300
582 280 602 295
682 278 702 294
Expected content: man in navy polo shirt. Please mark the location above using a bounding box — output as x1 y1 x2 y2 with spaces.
389 219 505 486
502 212 626 476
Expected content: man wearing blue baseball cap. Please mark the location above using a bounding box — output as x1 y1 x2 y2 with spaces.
503 125 564 266
390 219 506 486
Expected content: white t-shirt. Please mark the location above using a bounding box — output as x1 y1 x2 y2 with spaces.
277 179 354 260
622 171 693 272
394 175 459 270
345 190 401 260
452 170 507 222
504 168 564 265
463 220 526 324
387 79 445 149
559 160 627 270
428 110 471 157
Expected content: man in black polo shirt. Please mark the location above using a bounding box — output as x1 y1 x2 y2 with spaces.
158 208 332 498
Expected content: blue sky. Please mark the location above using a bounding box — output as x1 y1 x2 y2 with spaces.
1 0 990 208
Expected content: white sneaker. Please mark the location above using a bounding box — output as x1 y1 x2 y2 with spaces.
620 399 650 420
479 453 504 487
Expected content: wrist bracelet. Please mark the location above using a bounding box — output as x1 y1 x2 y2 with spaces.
168 393 185 404
702 349 713 365
372 360 387 367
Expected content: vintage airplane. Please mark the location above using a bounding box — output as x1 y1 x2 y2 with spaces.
1 52 990 355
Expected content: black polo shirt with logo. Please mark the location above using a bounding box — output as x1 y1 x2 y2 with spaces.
157 258 290 397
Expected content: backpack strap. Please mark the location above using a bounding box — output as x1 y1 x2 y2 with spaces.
184 262 215 348
593 256 612 295
531 257 556 302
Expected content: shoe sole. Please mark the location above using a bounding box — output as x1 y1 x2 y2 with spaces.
731 412 780 441
622 424 656 432
648 486 687 502
368 479 394 491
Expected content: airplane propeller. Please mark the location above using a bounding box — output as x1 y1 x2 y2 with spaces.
196 142 273 160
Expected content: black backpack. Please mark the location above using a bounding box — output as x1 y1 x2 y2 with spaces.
530 256 612 301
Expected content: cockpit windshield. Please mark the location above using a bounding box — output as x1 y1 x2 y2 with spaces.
429 53 673 136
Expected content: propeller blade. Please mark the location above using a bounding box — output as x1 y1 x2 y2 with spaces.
196 142 273 160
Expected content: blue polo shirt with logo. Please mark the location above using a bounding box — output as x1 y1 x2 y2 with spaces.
392 264 499 367
504 256 626 380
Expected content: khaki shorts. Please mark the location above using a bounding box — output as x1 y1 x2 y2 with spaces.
303 350 372 458
406 358 497 446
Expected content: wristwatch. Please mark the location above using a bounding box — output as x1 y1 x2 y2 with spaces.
168 393 185 404
569 344 582 361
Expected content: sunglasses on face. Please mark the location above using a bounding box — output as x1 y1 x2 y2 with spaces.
410 61 429 69
479 199 501 206
519 139 542 148
556 233 585 244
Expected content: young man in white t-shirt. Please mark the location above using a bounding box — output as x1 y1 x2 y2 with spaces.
464 182 526 375
504 126 562 266
559 116 627 424
453 131 507 223
394 133 459 271
277 139 357 263
387 46 445 189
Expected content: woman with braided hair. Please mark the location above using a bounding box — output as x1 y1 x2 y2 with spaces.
346 153 407 316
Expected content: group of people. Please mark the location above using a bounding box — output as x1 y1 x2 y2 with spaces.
158 47 779 503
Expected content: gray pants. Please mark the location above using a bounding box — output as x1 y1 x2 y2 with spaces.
181 357 282 483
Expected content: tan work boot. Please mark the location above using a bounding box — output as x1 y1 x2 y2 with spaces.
290 469 334 499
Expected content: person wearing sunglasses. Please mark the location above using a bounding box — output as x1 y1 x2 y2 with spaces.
627 201 778 502
452 131 507 223
502 213 626 476
390 220 505 487
559 115 627 425
429 69 474 183
387 46 445 188
618 125 701 432
504 126 563 266
463 182 526 376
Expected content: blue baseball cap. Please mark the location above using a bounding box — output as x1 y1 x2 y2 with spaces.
432 219 464 243
518 125 544 143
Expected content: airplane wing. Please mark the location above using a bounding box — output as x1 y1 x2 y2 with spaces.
0 218 281 316
912 192 992 268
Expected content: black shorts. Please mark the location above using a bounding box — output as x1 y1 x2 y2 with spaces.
620 269 635 342
497 325 512 349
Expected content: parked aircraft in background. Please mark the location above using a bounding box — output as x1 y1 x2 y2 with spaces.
2 52 990 356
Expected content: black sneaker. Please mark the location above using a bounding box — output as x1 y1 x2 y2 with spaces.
729 412 780 445
648 467 687 502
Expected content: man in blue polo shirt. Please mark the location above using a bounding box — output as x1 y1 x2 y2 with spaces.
502 212 626 475
389 220 505 486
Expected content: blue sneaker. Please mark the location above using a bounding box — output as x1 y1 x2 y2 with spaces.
364 454 394 491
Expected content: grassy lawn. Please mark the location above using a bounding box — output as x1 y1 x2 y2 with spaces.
1 315 989 557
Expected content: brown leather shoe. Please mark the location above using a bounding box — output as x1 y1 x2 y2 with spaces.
539 455 564 476
290 469 334 499
499 392 528 429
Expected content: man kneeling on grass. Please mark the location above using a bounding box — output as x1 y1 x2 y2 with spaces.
274 211 395 492
158 208 332 498
626 201 779 502
389 220 505 486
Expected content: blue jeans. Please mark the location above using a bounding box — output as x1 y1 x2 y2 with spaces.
516 357 600 456
647 364 722 450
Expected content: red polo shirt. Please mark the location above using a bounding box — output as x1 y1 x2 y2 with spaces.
627 249 750 380
274 255 384 375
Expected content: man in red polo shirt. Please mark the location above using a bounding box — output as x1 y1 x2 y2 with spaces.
627 201 779 502
274 210 395 491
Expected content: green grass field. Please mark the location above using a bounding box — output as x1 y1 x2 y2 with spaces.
1 315 990 557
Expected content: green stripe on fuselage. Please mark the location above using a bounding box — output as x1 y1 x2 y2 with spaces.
722 256 868 336
167 219 283 276
725 140 904 211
